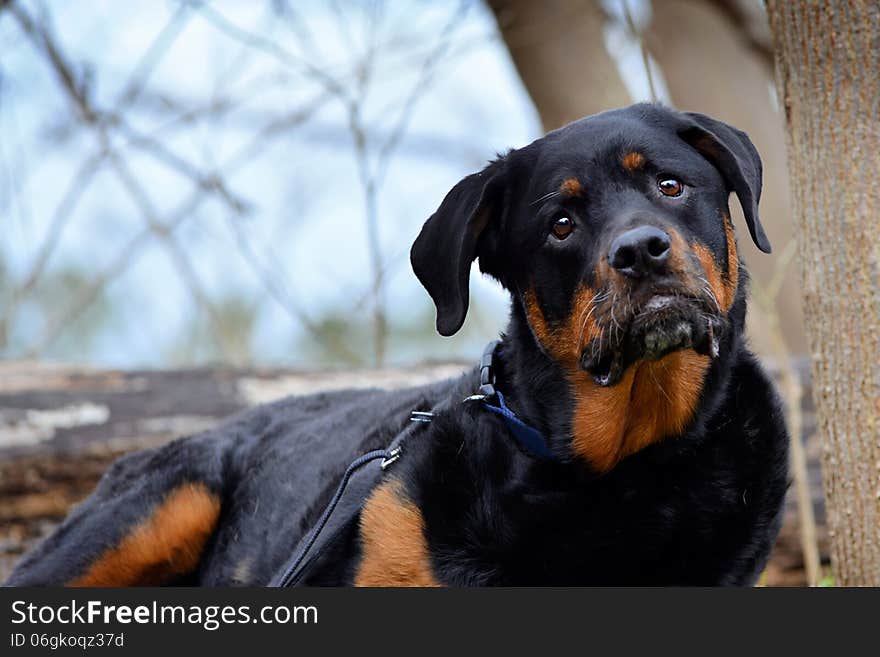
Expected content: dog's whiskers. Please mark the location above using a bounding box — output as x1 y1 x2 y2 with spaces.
697 276 721 312
529 190 562 206
610 297 621 336
575 290 602 329
576 289 609 353
649 363 674 405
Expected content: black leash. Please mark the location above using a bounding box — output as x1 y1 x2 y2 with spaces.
269 403 443 587
269 341 553 587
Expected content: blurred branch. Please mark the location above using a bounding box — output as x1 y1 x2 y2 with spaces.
374 1 469 184
3 0 485 366
345 6 386 364
274 0 322 59
10 3 249 212
345 0 469 365
115 3 193 108
100 144 238 361
8 2 248 358
221 90 334 171
183 0 350 100
111 118 252 213
6 153 102 309
223 213 361 364
27 199 195 357
620 0 657 102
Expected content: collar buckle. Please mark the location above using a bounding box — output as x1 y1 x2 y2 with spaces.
477 339 500 399
468 340 556 460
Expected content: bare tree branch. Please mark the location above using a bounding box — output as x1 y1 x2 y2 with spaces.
344 0 469 364
183 0 350 100
115 3 193 108
620 0 657 102
3 0 487 367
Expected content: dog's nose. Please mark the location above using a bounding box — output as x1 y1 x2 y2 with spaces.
608 226 671 278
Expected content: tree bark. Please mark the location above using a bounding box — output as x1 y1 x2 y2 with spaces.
487 0 631 131
766 1 880 586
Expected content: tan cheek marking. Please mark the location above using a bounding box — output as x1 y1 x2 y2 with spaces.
355 481 441 587
69 483 221 587
524 286 600 364
665 228 691 280
622 152 645 171
559 177 583 197
690 215 740 312
692 241 724 305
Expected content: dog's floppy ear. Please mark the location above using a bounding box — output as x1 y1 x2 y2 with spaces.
679 112 772 253
411 158 506 336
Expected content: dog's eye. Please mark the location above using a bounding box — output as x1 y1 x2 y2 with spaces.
551 216 574 239
658 178 683 197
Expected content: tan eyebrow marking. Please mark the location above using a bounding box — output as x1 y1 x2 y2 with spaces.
622 152 646 171
559 177 583 197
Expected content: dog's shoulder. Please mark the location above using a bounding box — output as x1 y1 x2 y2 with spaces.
705 347 789 460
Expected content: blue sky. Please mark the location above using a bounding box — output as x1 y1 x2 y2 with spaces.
0 1 657 368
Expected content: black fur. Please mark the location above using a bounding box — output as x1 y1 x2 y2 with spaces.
7 104 789 587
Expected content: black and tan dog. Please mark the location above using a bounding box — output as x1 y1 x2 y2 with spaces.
7 104 789 587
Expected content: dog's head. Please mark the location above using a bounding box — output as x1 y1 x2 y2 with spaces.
411 104 769 470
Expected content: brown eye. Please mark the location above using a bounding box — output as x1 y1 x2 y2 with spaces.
551 216 574 239
658 178 683 197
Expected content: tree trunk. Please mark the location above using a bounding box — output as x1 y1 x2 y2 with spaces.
487 0 631 131
766 1 880 586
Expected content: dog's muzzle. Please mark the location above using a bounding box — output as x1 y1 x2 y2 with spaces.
580 294 723 387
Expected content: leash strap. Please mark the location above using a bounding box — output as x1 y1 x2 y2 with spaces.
269 405 439 588
269 341 553 586
269 448 391 587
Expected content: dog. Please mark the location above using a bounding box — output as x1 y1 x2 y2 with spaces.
7 103 789 586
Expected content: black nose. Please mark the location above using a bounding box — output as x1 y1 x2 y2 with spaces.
608 226 671 278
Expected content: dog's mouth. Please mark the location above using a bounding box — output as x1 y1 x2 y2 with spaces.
579 294 723 387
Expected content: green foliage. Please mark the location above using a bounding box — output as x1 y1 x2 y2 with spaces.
817 572 835 587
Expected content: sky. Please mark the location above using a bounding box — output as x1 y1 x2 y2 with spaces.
0 0 658 368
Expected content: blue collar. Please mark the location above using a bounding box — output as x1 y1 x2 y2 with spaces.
482 391 554 460
473 340 555 460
